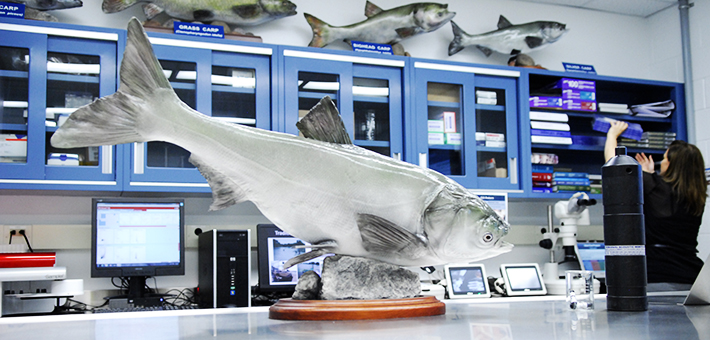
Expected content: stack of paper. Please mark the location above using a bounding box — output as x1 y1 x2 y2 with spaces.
630 100 674 118
598 102 630 114
530 111 572 145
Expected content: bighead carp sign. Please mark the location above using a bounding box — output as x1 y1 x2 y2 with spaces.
51 18 513 269
102 0 297 27
449 15 567 57
305 1 455 48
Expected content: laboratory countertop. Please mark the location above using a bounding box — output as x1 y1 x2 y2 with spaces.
0 294 708 340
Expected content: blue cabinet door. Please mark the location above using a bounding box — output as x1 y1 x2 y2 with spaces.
0 20 123 191
281 48 405 159
125 35 272 192
411 61 521 190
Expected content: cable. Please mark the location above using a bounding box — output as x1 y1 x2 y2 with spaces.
19 230 33 252
8 230 16 244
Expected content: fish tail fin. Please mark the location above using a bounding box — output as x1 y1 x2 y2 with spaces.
51 17 174 149
102 0 138 13
448 21 466 56
304 13 332 47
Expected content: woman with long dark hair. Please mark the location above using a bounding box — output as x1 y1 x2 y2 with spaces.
605 121 707 283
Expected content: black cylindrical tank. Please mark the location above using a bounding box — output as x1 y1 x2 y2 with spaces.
602 146 648 311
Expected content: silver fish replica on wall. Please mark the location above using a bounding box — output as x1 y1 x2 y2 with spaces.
305 1 455 48
5 0 82 10
102 0 297 27
448 15 567 57
51 18 513 268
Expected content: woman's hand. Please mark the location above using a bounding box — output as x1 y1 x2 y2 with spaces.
635 152 655 173
607 121 628 139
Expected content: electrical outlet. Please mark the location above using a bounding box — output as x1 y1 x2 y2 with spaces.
2 225 33 246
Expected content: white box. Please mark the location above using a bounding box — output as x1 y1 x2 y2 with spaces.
485 141 507 148
0 134 27 159
428 133 445 145
443 111 457 133
445 133 461 145
475 132 486 141
47 153 80 166
476 97 497 105
485 133 505 142
427 120 445 133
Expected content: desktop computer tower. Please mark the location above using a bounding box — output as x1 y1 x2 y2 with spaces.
198 229 251 308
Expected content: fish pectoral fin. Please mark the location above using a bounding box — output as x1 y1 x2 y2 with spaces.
476 45 494 57
141 3 165 20
233 4 262 19
525 36 544 49
283 245 335 269
189 154 248 211
497 15 513 29
365 1 384 17
395 27 419 39
296 96 353 144
357 214 429 259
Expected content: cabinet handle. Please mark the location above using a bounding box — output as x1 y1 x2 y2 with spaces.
392 152 401 161
134 142 145 174
510 157 517 185
101 146 112 174
418 153 427 168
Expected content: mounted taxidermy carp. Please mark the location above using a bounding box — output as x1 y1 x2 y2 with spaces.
5 0 83 10
102 0 297 27
51 18 512 268
448 15 567 57
305 1 455 48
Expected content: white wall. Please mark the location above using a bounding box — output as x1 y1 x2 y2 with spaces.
5 0 707 295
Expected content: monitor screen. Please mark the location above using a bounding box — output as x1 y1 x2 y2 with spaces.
256 224 329 294
500 263 547 296
91 198 185 284
444 264 490 299
577 241 606 278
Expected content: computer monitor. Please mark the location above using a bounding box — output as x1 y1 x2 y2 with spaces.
91 197 185 301
577 241 606 279
256 224 328 294
499 263 547 296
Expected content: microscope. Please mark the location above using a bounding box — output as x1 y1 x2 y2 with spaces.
539 192 597 295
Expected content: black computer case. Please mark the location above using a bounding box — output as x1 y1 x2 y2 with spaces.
198 229 251 308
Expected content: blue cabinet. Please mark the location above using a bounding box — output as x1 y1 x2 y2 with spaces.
0 18 124 191
123 32 274 192
410 60 521 190
519 69 686 199
279 48 406 159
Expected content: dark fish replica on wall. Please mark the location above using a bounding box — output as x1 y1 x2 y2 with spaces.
102 0 297 27
52 18 513 269
305 1 455 48
448 15 567 57
6 0 83 10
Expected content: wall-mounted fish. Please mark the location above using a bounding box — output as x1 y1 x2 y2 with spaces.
448 15 567 57
5 0 83 10
102 0 297 27
305 1 455 48
51 18 513 269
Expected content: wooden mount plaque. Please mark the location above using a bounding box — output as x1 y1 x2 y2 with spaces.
269 296 446 321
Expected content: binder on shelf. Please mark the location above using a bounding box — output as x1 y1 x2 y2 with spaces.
530 121 570 131
530 111 569 122
531 129 571 138
553 172 589 178
533 187 553 194
531 135 573 145
532 172 553 181
553 179 591 186
553 185 592 192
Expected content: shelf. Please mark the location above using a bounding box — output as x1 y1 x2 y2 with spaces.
354 95 388 104
0 69 29 79
0 124 28 132
211 85 255 94
355 140 390 148
47 73 99 84
299 91 337 100
531 143 667 154
478 147 506 153
427 100 460 109
475 104 505 111
429 144 461 151
170 82 196 90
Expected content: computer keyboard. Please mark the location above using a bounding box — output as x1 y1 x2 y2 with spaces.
92 305 199 313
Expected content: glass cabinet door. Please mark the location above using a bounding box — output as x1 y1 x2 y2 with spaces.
43 37 118 182
128 39 271 191
413 62 519 190
282 51 404 159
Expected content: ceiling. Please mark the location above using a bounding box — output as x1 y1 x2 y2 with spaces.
513 0 679 18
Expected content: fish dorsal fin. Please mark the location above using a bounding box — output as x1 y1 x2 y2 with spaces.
497 15 513 29
396 27 419 39
365 1 384 17
189 154 248 211
296 96 353 144
357 213 429 258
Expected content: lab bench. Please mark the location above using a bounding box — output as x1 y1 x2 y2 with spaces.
0 294 706 340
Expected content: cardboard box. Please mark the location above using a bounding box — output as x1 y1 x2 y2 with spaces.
443 111 457 133
563 99 596 111
445 133 461 145
556 78 596 91
0 134 27 162
530 96 563 108
485 133 505 142
429 133 445 145
427 83 459 102
47 153 79 166
485 141 506 148
562 89 596 101
428 120 445 133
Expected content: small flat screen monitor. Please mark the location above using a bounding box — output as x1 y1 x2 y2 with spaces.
577 241 606 279
256 224 328 294
500 263 547 296
91 198 185 300
444 264 491 299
